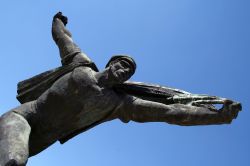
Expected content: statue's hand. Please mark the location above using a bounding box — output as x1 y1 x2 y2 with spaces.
173 94 242 117
189 97 241 123
53 12 68 25
219 100 242 121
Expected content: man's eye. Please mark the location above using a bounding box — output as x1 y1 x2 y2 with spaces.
120 60 130 68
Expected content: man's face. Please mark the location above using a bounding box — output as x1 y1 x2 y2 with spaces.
109 59 134 83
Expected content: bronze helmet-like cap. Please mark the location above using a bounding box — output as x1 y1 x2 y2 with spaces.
105 55 136 75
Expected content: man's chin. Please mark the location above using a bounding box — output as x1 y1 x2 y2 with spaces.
108 73 122 83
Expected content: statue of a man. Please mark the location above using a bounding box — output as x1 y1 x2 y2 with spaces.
0 12 241 166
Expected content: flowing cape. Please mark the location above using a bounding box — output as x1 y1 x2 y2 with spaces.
17 62 98 104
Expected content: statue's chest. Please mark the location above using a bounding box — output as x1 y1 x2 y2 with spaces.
58 89 121 141
69 67 121 110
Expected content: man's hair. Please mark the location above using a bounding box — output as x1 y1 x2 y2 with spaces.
105 55 136 75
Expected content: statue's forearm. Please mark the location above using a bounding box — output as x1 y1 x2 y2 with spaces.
118 97 232 126
52 18 72 44
51 17 81 62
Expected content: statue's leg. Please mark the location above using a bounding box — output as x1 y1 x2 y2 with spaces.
118 97 241 126
0 112 31 166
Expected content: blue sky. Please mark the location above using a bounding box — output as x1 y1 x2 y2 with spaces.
0 1 249 166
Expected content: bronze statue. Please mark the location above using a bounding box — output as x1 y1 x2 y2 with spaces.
0 12 241 166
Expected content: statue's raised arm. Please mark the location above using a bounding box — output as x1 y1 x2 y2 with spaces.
52 12 71 48
52 12 93 65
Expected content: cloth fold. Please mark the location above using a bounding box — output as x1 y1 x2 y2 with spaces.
17 62 98 104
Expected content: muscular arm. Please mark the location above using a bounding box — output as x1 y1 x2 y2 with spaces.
117 96 240 126
52 17 73 44
52 12 81 64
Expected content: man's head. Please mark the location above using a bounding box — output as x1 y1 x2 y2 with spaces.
105 55 136 83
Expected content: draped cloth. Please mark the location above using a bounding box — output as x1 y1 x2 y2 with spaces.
16 62 98 104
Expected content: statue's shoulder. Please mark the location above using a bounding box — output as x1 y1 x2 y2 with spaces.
70 66 97 85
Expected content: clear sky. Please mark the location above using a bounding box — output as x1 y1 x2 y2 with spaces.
0 0 249 166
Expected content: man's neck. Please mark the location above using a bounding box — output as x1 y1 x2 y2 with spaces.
95 68 119 88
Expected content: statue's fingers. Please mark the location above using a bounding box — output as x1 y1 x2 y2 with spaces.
219 101 241 120
54 12 62 18
229 102 242 112
228 102 241 119
192 99 225 105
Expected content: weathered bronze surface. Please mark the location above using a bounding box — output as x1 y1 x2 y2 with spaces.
0 12 241 166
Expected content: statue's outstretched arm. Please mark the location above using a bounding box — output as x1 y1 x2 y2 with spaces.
52 12 81 64
117 96 241 126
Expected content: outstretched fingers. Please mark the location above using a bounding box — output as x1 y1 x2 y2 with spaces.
220 100 242 120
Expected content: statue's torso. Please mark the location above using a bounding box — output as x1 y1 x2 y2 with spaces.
17 66 124 155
